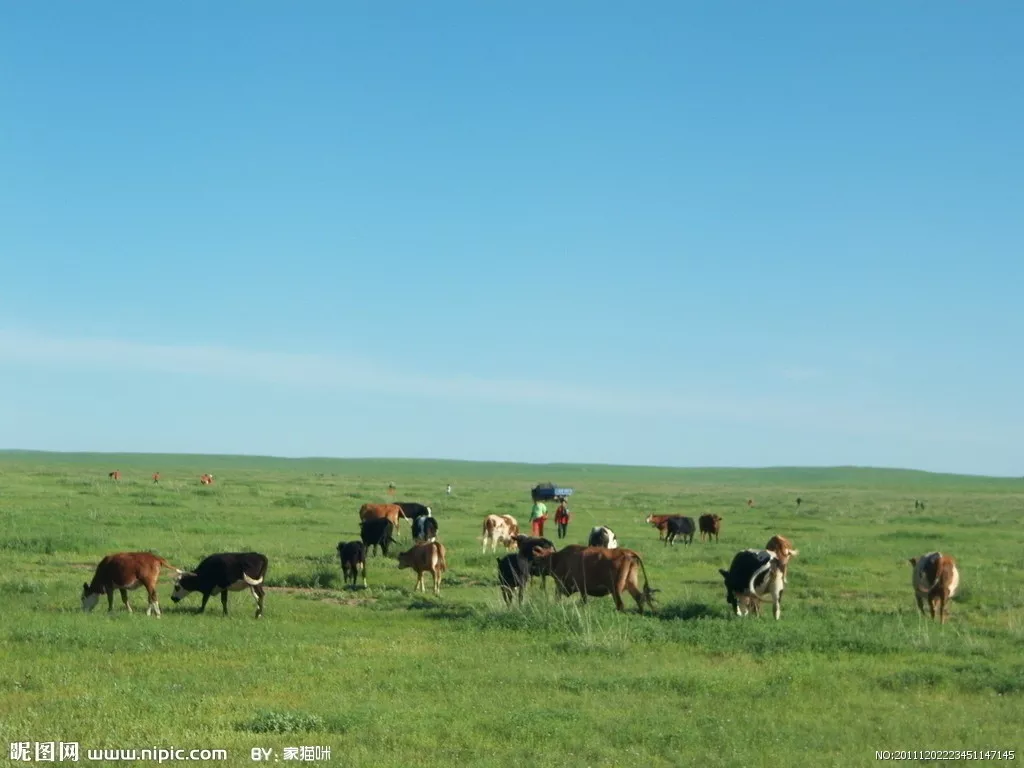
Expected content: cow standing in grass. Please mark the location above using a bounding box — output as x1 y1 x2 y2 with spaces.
699 514 722 543
397 542 447 595
719 549 785 620
82 552 182 616
532 545 656 614
765 535 799 584
909 552 959 624
170 552 268 619
664 516 696 546
336 541 367 588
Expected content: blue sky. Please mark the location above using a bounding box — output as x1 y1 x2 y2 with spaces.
1 2 1021 475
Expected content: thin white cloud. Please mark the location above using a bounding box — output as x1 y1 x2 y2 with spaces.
0 328 1002 444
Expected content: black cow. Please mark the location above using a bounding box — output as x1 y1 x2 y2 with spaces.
513 534 556 589
336 541 367 587
718 548 785 620
395 502 432 521
361 517 397 557
170 552 268 618
497 553 530 606
665 516 696 546
413 515 439 542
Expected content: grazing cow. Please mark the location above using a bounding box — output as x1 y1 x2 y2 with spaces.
497 553 530 606
82 551 181 616
588 526 618 549
481 514 519 553
395 502 432 521
200 473 214 485
699 514 722 543
795 497 802 507
664 516 696 546
746 498 754 508
152 472 160 483
644 514 675 541
909 552 959 624
532 545 656 613
336 541 367 588
397 541 447 595
413 515 439 543
765 535 799 584
512 534 557 589
170 552 268 618
719 549 785 620
108 470 121 481
359 503 406 533
361 517 397 557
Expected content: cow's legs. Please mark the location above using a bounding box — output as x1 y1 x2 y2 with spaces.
432 567 442 596
915 592 927 615
254 586 265 618
146 584 161 617
361 563 367 588
221 591 230 615
106 588 115 612
198 592 211 613
120 589 132 613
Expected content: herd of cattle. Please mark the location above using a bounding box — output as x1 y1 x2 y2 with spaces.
79 498 962 625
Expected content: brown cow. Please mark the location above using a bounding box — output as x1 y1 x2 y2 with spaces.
699 514 722 542
359 503 406 533
108 470 121 481
200 473 214 485
152 472 160 483
397 541 447 595
910 552 960 624
644 514 675 541
481 514 519 553
81 551 181 616
765 535 799 584
532 545 657 613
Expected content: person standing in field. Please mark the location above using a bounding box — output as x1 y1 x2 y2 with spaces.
554 498 571 539
530 498 548 537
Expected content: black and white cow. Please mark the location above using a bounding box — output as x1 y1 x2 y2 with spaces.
497 553 530 607
395 502 432 522
588 526 619 549
361 517 397 557
664 516 696 546
170 552 268 618
718 549 785 620
336 541 367 588
413 515 439 543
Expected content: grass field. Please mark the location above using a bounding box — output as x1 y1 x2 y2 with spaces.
1 451 1022 767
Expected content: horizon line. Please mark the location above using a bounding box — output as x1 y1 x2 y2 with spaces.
1 447 1020 481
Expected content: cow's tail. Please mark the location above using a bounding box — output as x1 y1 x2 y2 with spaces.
242 571 264 587
435 542 447 572
634 554 657 606
156 556 184 576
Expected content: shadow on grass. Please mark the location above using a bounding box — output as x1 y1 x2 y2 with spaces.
652 603 722 621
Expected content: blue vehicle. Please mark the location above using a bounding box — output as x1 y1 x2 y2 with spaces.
531 483 574 502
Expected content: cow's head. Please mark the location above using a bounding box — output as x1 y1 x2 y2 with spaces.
908 557 919 567
396 547 416 569
170 572 199 603
81 583 100 612
719 569 741 615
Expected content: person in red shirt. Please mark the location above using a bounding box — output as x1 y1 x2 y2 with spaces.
555 498 571 539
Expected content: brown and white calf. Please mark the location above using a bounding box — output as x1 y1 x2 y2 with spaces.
397 541 447 596
481 514 518 553
909 552 959 624
81 552 181 617
765 535 799 584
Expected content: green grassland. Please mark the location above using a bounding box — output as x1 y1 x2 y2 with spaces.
1 451 1022 767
